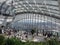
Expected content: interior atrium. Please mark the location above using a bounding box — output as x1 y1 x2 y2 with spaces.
0 0 60 42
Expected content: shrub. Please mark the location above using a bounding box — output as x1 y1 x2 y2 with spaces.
0 36 60 45
46 38 60 45
4 37 25 45
0 35 5 45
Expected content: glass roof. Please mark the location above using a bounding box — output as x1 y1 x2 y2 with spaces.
12 19 60 30
0 0 60 28
0 0 59 17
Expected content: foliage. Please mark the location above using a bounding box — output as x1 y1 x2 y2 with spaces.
4 38 60 45
0 36 60 45
4 38 22 45
46 38 60 45
0 35 5 45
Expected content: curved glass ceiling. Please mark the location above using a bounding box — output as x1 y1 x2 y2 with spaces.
10 13 60 31
0 0 59 17
12 19 60 30
0 0 60 29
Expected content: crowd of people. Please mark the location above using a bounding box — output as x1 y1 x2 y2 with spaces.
0 26 59 41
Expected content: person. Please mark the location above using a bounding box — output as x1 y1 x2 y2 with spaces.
0 28 2 34
57 32 59 37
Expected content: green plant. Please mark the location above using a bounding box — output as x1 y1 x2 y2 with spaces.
4 37 22 45
0 35 5 45
46 38 60 45
0 36 60 45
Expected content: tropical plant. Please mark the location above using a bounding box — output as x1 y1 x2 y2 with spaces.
4 37 22 45
0 35 60 45
0 35 5 45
